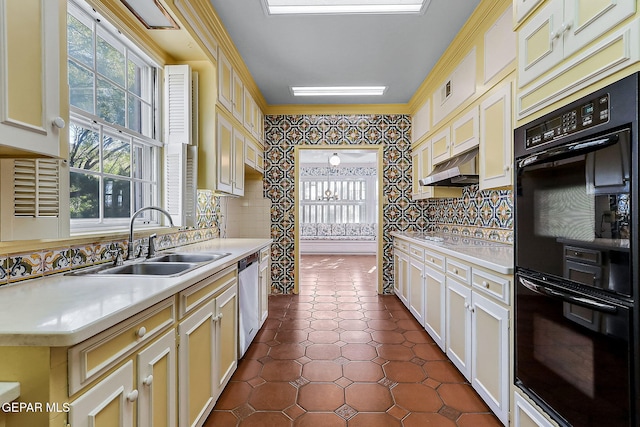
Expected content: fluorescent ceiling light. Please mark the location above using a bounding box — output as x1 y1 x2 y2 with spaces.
121 0 179 29
263 0 430 15
291 86 387 96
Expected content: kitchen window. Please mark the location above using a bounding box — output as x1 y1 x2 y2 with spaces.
67 0 161 230
300 175 377 223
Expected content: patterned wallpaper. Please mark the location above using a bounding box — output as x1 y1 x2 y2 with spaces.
264 114 514 295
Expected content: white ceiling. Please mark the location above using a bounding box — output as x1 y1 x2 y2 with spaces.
208 0 482 105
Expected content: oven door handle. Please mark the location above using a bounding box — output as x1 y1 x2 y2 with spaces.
518 134 619 168
519 276 618 314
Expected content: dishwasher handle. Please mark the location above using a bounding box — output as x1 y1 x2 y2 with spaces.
238 252 259 271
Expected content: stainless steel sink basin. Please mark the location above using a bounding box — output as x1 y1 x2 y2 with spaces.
148 252 230 263
98 262 198 276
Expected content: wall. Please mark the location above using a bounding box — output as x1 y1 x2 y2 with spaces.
223 175 271 238
264 114 421 295
264 114 514 295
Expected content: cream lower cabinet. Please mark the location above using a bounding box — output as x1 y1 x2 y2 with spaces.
393 240 410 307
423 251 446 351
513 392 557 427
178 270 238 427
259 246 271 325
69 361 136 427
408 250 426 326
446 267 510 425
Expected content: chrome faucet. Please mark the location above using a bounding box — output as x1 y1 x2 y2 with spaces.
126 206 175 260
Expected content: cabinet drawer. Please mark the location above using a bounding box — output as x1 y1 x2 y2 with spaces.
472 269 510 304
179 265 237 317
424 250 445 272
409 245 424 260
260 246 270 263
394 239 409 252
68 298 175 395
446 258 471 284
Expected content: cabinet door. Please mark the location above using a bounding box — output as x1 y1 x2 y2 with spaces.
471 291 509 425
408 257 425 326
232 128 245 196
517 0 564 87
451 107 479 156
564 0 636 63
259 259 270 325
514 392 556 427
445 278 472 380
216 115 234 194
393 249 408 306
479 82 512 190
69 361 136 427
411 100 430 143
217 50 233 112
178 300 217 427
424 267 446 351
252 105 263 141
215 284 238 392
232 70 244 122
515 0 544 25
0 0 62 157
410 149 422 200
243 88 255 132
430 127 451 166
137 330 176 427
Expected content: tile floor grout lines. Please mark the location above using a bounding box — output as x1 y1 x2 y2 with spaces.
204 255 501 427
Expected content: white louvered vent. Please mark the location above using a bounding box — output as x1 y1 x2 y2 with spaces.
13 159 60 217
165 145 182 216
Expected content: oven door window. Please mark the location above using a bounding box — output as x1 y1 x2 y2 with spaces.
515 275 631 426
515 130 631 297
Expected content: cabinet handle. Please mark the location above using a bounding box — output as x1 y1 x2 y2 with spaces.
137 326 147 338
430 257 435 263
127 389 139 402
213 313 223 322
52 117 66 129
482 281 490 289
143 375 153 386
504 165 510 172
453 268 458 275
464 302 470 310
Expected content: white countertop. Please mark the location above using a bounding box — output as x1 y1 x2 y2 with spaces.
0 238 271 347
392 231 514 274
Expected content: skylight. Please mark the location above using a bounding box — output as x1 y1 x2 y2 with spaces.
263 0 430 15
291 86 387 96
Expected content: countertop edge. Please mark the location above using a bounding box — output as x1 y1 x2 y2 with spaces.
0 239 272 347
391 232 514 275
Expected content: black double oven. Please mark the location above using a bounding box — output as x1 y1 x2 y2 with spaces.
514 74 639 426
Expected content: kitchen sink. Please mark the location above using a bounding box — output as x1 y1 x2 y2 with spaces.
147 252 230 263
66 251 231 277
97 262 198 276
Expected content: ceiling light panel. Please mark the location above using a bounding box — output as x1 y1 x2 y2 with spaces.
121 0 179 29
291 86 387 96
263 0 430 15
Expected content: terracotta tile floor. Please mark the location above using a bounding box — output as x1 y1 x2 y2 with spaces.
205 255 502 427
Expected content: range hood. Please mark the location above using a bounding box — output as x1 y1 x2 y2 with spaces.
419 148 479 187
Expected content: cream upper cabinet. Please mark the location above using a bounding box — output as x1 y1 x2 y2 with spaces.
243 88 255 134
451 107 479 156
411 140 462 200
479 81 513 190
217 49 233 112
0 0 63 158
518 0 636 87
411 100 431 144
514 0 544 26
216 114 245 196
430 127 452 166
232 70 244 122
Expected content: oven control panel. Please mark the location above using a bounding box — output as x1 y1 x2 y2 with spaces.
525 94 610 149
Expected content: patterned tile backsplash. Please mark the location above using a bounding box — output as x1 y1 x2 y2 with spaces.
0 190 222 287
264 114 513 296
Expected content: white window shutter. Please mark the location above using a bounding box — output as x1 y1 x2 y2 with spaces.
164 144 197 227
164 64 192 145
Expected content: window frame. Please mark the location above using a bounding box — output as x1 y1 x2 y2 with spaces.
67 0 163 232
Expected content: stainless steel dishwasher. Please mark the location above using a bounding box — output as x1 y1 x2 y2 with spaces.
238 252 259 357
